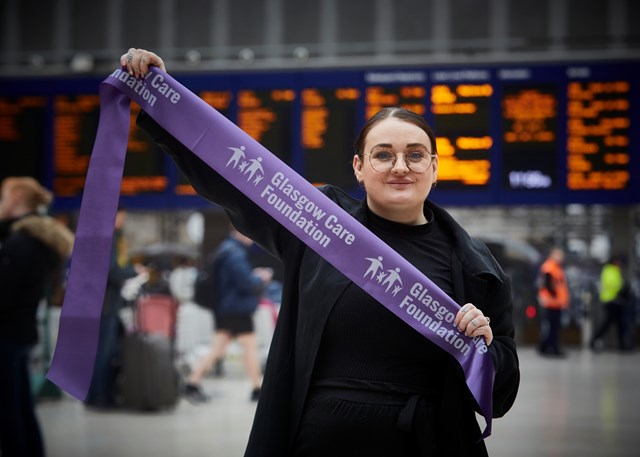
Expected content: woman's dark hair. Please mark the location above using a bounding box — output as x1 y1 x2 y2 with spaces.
354 106 438 157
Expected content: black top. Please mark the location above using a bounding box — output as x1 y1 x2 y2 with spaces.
312 207 455 394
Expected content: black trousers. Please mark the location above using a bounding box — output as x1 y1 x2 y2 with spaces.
539 308 563 354
292 388 437 457
0 342 45 457
592 303 631 349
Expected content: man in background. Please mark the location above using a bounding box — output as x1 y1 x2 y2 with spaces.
590 254 634 352
537 246 570 357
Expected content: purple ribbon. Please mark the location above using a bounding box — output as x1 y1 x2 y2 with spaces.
47 67 495 437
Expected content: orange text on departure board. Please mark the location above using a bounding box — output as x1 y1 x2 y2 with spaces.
503 89 556 143
54 95 99 187
431 84 492 186
566 81 630 190
301 87 360 149
365 86 426 119
237 89 295 143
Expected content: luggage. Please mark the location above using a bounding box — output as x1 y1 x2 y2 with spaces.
120 332 180 411
136 293 179 339
119 292 180 411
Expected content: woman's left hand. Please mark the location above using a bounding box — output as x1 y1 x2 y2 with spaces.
119 48 166 79
454 303 493 346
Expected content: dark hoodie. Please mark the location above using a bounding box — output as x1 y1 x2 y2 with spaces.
0 214 74 345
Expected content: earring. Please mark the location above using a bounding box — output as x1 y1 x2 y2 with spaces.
432 179 438 188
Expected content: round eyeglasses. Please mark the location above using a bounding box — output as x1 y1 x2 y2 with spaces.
365 150 435 174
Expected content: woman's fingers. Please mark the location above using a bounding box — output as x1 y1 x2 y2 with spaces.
120 48 166 77
454 303 493 346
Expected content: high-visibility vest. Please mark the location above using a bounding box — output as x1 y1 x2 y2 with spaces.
600 263 623 303
537 259 570 310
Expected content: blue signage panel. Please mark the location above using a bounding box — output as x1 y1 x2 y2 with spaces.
1 60 638 209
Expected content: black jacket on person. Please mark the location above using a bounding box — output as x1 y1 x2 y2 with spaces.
0 214 74 345
139 113 520 457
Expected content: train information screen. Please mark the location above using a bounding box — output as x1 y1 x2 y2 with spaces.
52 94 167 197
0 95 47 182
237 88 295 165
431 81 493 188
566 80 630 190
301 86 360 188
502 84 558 190
1 60 637 209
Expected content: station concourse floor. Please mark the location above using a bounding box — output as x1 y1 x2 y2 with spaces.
37 347 640 457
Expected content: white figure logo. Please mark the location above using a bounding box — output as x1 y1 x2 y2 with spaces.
227 145 264 185
227 146 246 168
363 256 403 296
364 256 384 279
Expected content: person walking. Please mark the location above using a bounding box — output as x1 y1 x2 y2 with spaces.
537 247 570 357
0 177 74 457
119 49 519 457
184 224 272 403
590 254 634 352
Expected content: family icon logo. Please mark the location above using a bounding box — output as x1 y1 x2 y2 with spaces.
364 256 404 296
226 146 265 185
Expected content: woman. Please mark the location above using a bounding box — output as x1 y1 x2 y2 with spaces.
121 49 519 456
0 177 74 457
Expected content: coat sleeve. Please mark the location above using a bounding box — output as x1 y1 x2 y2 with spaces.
137 111 295 260
485 272 520 418
453 238 520 419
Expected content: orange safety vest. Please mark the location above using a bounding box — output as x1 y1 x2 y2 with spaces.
537 259 570 310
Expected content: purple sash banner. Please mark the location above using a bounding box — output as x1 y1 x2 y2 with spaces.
47 67 494 437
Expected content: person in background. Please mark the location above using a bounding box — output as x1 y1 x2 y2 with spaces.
590 254 634 352
168 257 198 304
0 177 74 457
184 224 273 403
121 49 519 457
537 246 570 357
85 206 142 408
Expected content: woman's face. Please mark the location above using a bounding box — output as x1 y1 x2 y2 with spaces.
352 117 438 225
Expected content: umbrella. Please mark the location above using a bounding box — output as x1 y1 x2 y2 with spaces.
478 236 542 265
133 242 200 262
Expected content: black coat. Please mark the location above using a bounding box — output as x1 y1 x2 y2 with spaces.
0 214 73 345
140 113 520 456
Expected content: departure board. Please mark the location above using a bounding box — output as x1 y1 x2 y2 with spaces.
0 95 47 183
301 86 360 188
237 88 295 165
53 95 167 197
364 85 427 119
53 94 100 196
431 83 493 188
502 84 558 190
2 59 638 209
566 80 631 190
174 90 233 196
121 102 168 195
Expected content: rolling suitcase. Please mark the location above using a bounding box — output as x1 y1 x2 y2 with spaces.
120 332 180 411
119 292 180 411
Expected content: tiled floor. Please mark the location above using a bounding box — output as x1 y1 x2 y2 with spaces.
37 347 640 457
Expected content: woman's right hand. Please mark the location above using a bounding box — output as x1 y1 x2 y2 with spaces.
120 48 166 79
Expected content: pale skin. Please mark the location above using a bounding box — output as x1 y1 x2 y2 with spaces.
119 48 493 346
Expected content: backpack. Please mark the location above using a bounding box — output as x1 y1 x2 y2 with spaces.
193 255 217 310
